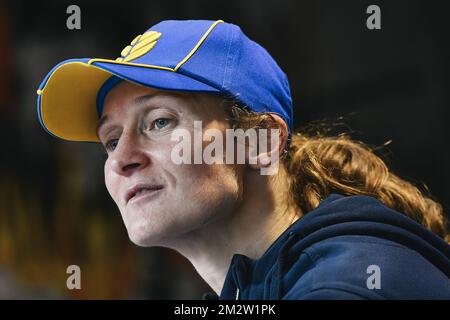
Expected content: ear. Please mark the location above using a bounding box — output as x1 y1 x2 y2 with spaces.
248 114 288 171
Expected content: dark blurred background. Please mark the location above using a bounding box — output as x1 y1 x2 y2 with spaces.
0 0 448 299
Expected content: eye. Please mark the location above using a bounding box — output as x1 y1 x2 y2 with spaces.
153 118 171 130
105 139 119 152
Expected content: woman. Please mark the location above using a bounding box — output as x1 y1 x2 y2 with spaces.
37 19 450 299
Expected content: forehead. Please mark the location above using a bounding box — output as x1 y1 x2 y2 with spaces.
101 80 227 119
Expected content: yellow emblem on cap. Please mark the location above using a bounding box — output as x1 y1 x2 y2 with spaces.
116 31 162 62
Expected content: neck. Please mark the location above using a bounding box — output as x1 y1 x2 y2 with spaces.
166 166 299 295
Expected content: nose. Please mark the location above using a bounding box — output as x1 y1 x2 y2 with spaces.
108 132 150 176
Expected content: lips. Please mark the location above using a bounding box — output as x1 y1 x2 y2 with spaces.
125 184 164 204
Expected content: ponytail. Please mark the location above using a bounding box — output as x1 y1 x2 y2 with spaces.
286 131 450 243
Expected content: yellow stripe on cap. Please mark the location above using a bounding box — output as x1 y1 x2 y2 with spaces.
174 20 223 71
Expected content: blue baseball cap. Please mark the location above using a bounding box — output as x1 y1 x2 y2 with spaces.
37 19 293 142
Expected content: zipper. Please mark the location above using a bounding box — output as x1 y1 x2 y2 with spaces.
235 288 240 300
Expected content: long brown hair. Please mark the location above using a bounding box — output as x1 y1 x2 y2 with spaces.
227 103 450 243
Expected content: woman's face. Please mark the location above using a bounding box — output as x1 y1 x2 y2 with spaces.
99 81 242 247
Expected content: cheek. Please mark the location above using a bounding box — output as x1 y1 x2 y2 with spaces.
165 124 241 200
173 161 241 213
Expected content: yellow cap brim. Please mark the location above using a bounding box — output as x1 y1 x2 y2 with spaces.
37 58 220 142
38 61 111 142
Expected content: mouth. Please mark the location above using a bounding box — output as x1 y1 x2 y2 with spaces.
125 184 164 204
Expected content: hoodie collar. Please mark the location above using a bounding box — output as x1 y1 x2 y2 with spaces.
219 192 450 300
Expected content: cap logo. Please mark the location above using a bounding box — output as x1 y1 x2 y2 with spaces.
116 31 162 62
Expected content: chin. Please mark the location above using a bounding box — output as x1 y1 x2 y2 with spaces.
127 228 161 247
125 216 187 248
125 219 162 247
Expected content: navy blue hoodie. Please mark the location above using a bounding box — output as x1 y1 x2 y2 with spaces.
218 193 450 299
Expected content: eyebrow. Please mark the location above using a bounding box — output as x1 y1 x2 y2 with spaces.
95 93 174 139
133 93 159 106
